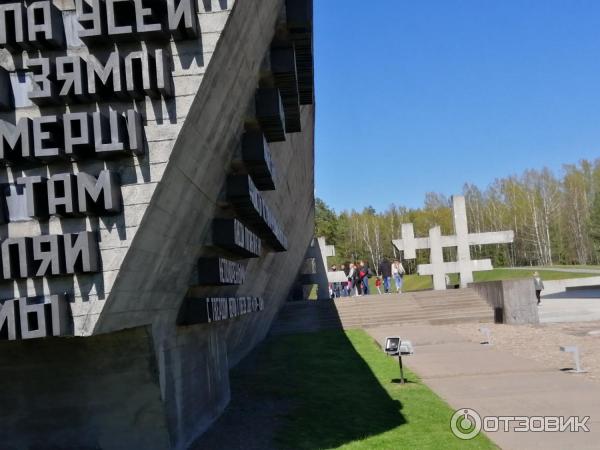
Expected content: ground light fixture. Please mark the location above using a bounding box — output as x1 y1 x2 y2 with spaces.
385 336 415 384
479 327 492 345
560 346 587 374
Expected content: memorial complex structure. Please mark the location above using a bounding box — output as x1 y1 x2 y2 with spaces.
0 0 315 448
291 236 344 300
393 196 514 290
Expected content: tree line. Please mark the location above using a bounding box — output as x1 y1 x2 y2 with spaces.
316 159 600 270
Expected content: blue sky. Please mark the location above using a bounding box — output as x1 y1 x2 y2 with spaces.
314 0 600 212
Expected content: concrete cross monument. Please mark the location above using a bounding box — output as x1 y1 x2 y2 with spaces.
317 237 348 284
393 196 514 290
295 237 347 300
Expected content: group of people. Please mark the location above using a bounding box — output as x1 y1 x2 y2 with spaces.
329 258 406 298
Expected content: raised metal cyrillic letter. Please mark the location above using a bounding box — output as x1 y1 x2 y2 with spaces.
0 3 26 51
0 67 13 111
75 0 104 41
64 112 93 157
2 237 33 279
106 0 133 36
124 50 152 99
33 115 63 160
32 234 64 276
27 56 58 105
87 51 123 98
48 173 78 216
64 231 99 273
93 109 128 155
77 170 122 215
126 109 144 155
154 48 174 98
16 175 49 218
49 295 71 337
134 0 165 38
0 299 19 340
27 0 65 48
167 0 198 38
0 118 33 163
56 56 87 101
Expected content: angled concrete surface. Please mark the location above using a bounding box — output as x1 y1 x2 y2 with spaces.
0 1 317 448
540 290 600 323
368 325 600 450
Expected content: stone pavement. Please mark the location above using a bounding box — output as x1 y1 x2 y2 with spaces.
509 266 600 274
367 325 600 450
540 289 600 323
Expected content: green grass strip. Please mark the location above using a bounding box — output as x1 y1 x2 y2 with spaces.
232 330 497 449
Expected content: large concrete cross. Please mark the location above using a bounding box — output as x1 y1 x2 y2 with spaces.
392 196 514 290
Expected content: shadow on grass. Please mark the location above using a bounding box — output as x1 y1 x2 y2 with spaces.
194 330 405 450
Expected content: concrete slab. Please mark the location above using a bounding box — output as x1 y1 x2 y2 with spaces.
540 290 600 323
367 325 600 450
367 323 475 346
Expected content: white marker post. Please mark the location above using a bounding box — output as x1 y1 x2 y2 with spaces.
560 346 587 373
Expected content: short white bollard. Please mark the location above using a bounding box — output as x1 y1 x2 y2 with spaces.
560 346 587 373
479 327 492 345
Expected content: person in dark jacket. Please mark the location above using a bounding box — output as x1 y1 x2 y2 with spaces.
378 258 392 294
340 263 349 297
353 262 362 296
533 271 544 305
359 261 370 296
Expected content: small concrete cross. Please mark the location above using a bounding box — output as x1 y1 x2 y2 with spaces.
316 237 346 283
319 237 336 259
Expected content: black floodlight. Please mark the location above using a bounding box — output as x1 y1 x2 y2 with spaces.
385 336 415 384
385 337 400 356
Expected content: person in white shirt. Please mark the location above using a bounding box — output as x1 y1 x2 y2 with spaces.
391 260 405 293
347 263 356 296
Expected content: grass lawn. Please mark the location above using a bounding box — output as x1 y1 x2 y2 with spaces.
473 268 596 282
310 267 599 298
230 330 496 450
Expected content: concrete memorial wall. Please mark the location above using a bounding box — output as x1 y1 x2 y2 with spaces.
0 0 315 448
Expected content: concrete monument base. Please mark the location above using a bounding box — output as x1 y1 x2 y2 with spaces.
471 279 539 325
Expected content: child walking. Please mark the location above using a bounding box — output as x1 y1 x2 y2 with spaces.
375 277 383 295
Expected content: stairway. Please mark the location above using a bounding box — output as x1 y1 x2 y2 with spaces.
270 288 494 336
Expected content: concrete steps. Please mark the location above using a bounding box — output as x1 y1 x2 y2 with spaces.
270 288 494 335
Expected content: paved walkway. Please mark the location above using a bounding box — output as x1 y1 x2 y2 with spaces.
509 266 600 274
367 325 600 450
540 289 600 323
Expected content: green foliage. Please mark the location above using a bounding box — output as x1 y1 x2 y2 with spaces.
316 158 600 267
315 198 339 245
589 192 600 257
